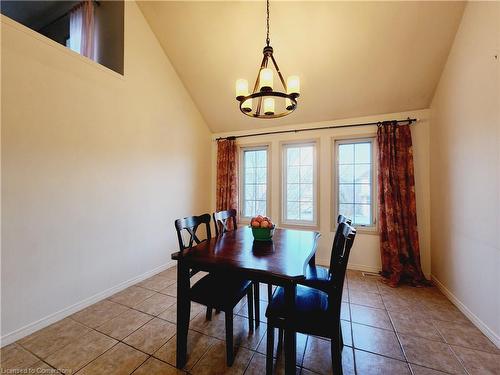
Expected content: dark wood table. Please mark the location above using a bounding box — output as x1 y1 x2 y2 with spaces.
172 226 320 375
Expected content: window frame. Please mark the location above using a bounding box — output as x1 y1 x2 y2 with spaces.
332 136 378 233
280 140 320 229
239 144 271 223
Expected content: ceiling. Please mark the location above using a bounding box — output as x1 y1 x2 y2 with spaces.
138 1 465 133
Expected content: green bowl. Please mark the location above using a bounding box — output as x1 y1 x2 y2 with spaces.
250 226 275 241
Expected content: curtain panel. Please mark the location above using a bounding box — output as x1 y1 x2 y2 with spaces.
69 0 95 59
377 122 428 287
216 139 239 219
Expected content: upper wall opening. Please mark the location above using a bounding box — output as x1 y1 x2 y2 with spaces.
1 0 124 75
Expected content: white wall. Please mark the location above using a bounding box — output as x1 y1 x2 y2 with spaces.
1 1 212 344
211 109 431 276
430 2 500 346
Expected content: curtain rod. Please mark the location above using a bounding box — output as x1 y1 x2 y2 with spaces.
215 117 418 141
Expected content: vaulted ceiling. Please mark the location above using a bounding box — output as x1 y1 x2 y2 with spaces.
138 1 465 133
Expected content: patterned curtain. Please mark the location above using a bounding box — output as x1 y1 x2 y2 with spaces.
377 122 428 287
216 139 239 221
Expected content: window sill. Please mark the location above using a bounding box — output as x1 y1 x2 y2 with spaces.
279 222 320 232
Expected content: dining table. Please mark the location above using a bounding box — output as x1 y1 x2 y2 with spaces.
172 226 320 375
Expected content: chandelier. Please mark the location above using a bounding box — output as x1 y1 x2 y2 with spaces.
235 0 300 119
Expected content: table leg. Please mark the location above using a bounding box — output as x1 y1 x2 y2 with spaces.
284 283 297 375
254 281 260 328
176 261 190 368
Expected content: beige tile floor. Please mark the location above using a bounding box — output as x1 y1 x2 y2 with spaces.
2 268 499 375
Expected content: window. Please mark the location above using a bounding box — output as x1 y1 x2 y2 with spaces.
241 147 269 218
282 142 318 226
335 138 375 227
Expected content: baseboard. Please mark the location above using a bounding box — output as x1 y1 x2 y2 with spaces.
347 263 381 274
316 258 381 274
0 260 176 347
431 274 500 349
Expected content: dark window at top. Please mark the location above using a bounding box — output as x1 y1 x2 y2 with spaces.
1 0 124 75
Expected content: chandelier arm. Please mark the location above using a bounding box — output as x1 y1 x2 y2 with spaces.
256 97 263 116
252 54 267 93
256 56 270 115
252 55 268 116
269 54 288 92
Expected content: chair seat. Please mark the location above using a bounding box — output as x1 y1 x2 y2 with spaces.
190 273 252 310
266 285 337 337
302 265 331 291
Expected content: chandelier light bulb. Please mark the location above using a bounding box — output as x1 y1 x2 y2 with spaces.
259 68 274 92
235 79 249 100
287 75 300 96
264 97 275 115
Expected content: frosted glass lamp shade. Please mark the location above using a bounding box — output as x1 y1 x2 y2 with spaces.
242 98 252 112
287 75 300 96
259 68 273 92
264 97 275 115
236 79 249 99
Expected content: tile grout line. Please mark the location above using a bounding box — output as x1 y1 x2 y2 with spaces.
181 333 219 374
380 283 470 375
346 275 358 375
14 342 61 374
447 345 472 375
299 334 309 369
128 354 153 375
242 349 258 374
12 268 496 375
376 279 448 375
382 293 415 375
65 304 197 373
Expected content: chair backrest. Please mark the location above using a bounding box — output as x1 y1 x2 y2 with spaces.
174 214 212 251
328 215 353 275
212 209 237 236
328 222 356 306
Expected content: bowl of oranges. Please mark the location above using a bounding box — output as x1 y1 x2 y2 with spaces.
250 216 275 241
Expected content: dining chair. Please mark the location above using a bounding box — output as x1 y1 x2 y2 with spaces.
274 215 352 350
302 214 352 290
213 209 271 328
213 208 238 236
175 213 254 366
265 221 357 375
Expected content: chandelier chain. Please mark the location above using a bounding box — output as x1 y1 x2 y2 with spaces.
266 0 270 46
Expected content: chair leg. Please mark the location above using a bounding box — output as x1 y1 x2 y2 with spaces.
247 287 254 332
267 283 273 301
266 324 275 375
225 311 234 366
331 337 342 375
277 327 284 353
206 306 212 321
254 282 260 328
